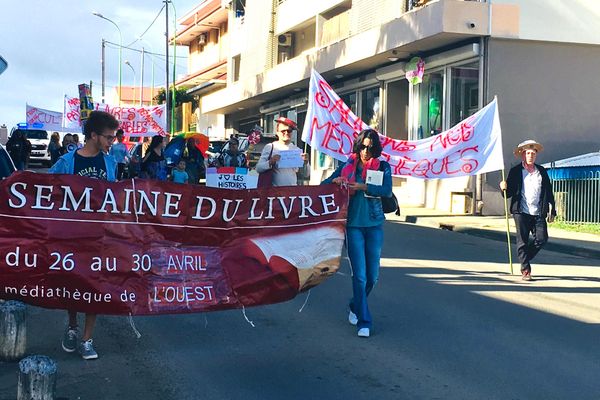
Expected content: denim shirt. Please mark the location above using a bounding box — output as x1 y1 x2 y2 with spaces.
322 160 393 227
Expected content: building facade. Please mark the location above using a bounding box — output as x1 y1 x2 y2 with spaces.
176 0 600 215
174 0 229 139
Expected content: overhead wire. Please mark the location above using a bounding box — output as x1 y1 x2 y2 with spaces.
125 4 166 48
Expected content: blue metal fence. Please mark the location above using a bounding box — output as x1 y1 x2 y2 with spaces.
551 171 600 224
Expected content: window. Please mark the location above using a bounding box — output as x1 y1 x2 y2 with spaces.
361 87 380 130
339 92 357 113
416 72 443 139
450 63 479 126
410 60 480 140
234 0 246 18
232 55 241 82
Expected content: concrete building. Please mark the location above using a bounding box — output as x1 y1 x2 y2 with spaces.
176 0 600 215
173 0 229 139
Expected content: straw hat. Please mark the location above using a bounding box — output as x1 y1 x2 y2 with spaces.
514 139 543 157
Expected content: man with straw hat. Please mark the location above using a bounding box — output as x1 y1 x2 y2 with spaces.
500 139 557 281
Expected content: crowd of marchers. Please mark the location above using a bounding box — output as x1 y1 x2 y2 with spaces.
1 110 556 360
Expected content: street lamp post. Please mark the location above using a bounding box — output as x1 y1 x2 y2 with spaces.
134 37 156 106
125 60 136 106
101 38 106 104
140 47 145 106
93 12 122 105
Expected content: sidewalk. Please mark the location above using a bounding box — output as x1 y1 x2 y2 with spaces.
389 207 600 260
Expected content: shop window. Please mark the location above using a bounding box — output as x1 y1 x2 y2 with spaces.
339 92 357 114
416 72 443 138
450 63 479 127
361 87 380 130
385 79 409 140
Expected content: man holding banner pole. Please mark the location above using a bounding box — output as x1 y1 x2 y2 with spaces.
500 140 556 281
49 110 120 359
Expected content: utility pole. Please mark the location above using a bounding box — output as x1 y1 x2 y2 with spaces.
140 47 145 106
165 0 170 133
101 39 106 104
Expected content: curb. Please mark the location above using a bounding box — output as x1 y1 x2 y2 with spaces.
402 217 600 261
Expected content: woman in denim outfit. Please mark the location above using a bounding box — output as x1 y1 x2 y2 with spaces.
322 129 392 338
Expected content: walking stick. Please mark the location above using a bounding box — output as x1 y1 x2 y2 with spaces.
501 168 514 275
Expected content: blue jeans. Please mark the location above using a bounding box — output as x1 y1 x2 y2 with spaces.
347 225 383 329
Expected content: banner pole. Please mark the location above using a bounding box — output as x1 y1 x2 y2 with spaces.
501 168 513 275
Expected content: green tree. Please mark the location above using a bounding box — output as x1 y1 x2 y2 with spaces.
154 87 197 108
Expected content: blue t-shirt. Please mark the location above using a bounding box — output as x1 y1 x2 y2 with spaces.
109 142 129 164
172 169 189 184
73 152 107 180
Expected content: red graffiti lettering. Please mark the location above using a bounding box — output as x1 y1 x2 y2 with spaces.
315 80 334 109
459 146 479 173
429 117 477 152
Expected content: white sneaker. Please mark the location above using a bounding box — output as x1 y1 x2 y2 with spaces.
357 328 370 338
348 311 358 326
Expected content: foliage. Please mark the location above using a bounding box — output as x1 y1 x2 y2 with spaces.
154 87 197 109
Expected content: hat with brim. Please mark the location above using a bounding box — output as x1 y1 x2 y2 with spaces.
514 139 543 157
275 117 297 130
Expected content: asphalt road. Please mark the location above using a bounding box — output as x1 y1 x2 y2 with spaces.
1 212 600 399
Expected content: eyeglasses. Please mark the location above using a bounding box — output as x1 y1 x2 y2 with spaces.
279 129 292 134
99 134 116 142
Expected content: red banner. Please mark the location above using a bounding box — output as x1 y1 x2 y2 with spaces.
0 172 348 315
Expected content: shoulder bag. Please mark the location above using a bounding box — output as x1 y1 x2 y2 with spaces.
381 192 400 215
378 162 400 215
257 144 274 188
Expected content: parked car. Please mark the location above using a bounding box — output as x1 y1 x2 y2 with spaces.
125 142 144 178
0 143 16 179
210 135 278 168
246 135 278 168
206 140 228 166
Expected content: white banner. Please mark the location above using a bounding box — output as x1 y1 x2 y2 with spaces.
301 69 504 179
63 95 167 136
26 104 63 132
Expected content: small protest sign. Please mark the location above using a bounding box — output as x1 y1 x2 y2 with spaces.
206 167 259 190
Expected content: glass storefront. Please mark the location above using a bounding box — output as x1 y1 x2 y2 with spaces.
450 63 479 127
416 72 444 139
361 87 380 130
410 60 479 140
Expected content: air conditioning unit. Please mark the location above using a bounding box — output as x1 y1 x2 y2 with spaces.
198 33 207 46
278 33 292 47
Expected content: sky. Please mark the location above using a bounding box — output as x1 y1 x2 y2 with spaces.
0 0 200 131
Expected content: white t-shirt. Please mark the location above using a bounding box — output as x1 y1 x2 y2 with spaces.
520 166 542 215
255 141 300 187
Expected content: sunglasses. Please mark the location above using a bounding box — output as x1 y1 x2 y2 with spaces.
279 129 292 134
358 144 372 151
